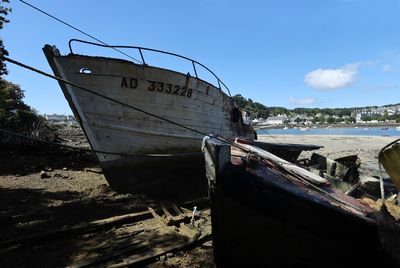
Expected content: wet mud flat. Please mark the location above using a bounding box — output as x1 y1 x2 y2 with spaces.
0 145 213 267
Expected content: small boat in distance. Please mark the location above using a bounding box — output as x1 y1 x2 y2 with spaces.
43 39 255 194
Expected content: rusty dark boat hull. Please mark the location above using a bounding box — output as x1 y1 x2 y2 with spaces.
203 137 393 267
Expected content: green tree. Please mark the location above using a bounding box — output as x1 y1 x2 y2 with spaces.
327 116 336 124
0 80 44 132
231 94 247 109
361 115 373 121
318 116 326 124
0 0 11 75
231 94 273 119
311 117 318 124
382 111 389 121
0 0 46 134
389 114 400 122
345 117 356 124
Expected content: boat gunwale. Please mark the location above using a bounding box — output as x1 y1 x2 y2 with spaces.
67 38 233 97
57 53 229 100
223 158 376 224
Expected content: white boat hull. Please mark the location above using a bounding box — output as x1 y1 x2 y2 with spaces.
43 45 255 194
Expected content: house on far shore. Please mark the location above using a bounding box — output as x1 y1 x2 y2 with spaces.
265 114 288 125
289 115 312 125
43 114 78 126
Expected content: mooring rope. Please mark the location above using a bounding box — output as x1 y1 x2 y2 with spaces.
19 0 284 143
378 163 386 202
2 56 265 161
0 128 202 157
0 57 328 168
19 0 142 64
2 56 371 214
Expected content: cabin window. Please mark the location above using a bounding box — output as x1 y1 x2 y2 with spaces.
79 68 92 74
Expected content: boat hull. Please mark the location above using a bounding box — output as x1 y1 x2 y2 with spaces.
210 171 385 267
203 138 392 267
43 45 254 194
101 152 207 199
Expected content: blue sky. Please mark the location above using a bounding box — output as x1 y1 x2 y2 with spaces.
2 0 400 114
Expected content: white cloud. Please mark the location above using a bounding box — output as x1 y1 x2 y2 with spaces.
381 64 393 72
304 63 358 91
288 96 316 105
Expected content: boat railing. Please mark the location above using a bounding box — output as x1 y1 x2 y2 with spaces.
68 39 232 96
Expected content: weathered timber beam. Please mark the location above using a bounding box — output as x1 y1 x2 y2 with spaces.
107 232 212 268
0 210 151 248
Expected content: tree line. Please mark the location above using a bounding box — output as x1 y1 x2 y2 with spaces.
361 113 400 123
232 94 355 119
232 94 400 123
0 0 46 133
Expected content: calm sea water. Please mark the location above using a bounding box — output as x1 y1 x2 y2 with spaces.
257 126 400 137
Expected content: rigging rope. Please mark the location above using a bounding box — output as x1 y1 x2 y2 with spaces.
1 56 249 153
19 0 285 145
3 55 367 213
378 162 386 202
19 0 142 64
0 56 321 166
0 128 200 157
18 0 285 143
2 55 305 176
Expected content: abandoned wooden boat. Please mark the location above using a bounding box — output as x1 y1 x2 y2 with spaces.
43 39 255 193
248 140 322 162
203 136 397 267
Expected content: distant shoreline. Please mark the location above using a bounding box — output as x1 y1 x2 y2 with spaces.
255 123 400 130
256 124 400 138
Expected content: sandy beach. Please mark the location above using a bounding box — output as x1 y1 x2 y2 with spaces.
258 134 398 177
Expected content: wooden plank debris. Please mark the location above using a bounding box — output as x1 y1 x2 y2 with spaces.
108 234 212 268
69 239 148 268
0 210 151 248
